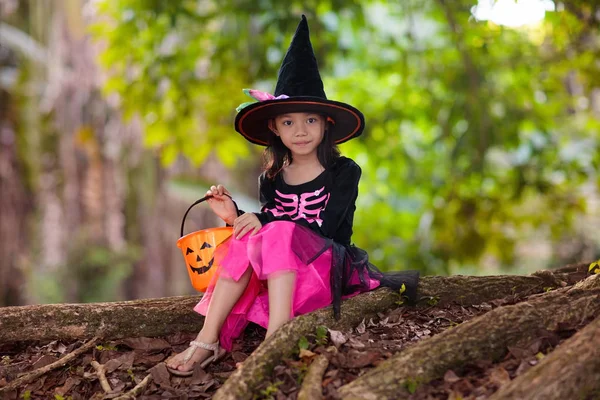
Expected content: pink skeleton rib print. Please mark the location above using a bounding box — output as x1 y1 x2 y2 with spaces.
263 187 330 227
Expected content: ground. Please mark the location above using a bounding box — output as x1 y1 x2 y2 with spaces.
0 282 591 399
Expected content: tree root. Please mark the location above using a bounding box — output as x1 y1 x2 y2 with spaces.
0 336 101 393
337 274 600 400
0 295 203 343
113 374 152 400
489 314 600 400
211 266 589 400
298 354 329 400
90 360 113 394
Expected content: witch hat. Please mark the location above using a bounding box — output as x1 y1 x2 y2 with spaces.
234 15 365 146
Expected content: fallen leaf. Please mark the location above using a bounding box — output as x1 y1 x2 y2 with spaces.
347 338 366 349
32 355 58 369
200 379 217 392
489 367 511 386
452 378 474 393
103 358 123 374
98 349 121 364
231 351 247 363
324 369 339 379
45 340 67 354
343 351 380 369
356 319 366 334
448 390 464 400
299 349 316 359
108 379 126 394
330 353 346 367
507 345 532 359
148 362 171 387
515 359 532 376
1 390 17 400
120 337 171 351
444 369 460 383
214 371 234 380
328 329 348 348
23 376 45 393
55 376 82 396
116 351 135 371
133 351 167 365
190 368 211 385
527 339 542 355
322 377 335 387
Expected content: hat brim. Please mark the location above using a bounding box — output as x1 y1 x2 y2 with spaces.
234 97 365 146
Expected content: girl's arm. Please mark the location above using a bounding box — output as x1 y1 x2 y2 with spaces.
313 158 361 238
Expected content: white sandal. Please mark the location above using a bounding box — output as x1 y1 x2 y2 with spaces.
167 340 225 377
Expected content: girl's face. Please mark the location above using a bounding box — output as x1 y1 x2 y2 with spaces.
271 112 326 157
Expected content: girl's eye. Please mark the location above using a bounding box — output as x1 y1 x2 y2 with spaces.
282 120 292 126
307 117 318 123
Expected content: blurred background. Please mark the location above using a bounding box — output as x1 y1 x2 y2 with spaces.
1 0 599 307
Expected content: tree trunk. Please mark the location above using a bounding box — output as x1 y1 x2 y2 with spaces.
0 88 29 307
0 296 204 343
489 314 600 400
0 269 584 344
337 274 600 400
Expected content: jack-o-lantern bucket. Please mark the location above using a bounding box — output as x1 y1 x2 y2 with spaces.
177 195 235 292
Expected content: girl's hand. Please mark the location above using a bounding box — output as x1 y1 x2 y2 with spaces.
206 185 238 225
233 213 262 239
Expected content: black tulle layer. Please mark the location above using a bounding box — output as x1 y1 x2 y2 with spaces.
287 223 420 319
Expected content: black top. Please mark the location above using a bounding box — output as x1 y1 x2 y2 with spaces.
253 157 361 245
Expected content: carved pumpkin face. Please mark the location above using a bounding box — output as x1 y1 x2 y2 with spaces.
177 226 233 292
185 242 214 275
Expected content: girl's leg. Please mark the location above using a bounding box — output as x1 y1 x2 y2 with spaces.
167 266 252 372
266 271 296 337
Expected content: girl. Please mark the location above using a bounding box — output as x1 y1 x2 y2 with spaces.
167 15 419 376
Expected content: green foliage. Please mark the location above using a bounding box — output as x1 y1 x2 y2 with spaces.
426 296 440 306
297 336 309 351
92 1 600 272
256 380 283 400
315 325 328 346
127 368 136 382
404 377 421 394
21 391 31 400
95 344 118 351
396 283 409 306
589 261 599 275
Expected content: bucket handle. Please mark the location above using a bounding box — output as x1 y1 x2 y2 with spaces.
180 194 240 237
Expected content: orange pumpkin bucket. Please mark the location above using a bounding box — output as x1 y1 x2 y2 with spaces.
177 196 235 292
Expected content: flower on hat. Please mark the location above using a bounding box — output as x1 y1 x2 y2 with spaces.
236 89 290 112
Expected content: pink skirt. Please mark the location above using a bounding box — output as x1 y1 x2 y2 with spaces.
193 221 379 350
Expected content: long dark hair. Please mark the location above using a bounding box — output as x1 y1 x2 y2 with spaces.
262 117 340 179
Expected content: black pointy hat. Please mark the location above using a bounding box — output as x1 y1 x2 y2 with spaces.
234 15 365 146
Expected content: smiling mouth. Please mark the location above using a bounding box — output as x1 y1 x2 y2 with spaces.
294 141 311 146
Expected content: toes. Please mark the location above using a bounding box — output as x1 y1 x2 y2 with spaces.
177 361 192 372
166 354 183 369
